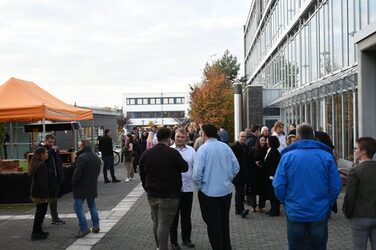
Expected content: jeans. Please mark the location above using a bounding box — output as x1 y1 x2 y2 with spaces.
351 217 376 250
73 198 99 231
50 200 59 221
170 192 193 245
287 218 328 250
102 155 115 180
33 203 48 234
198 191 232 250
148 196 180 250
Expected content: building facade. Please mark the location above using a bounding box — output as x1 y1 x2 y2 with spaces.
122 92 190 127
244 0 376 162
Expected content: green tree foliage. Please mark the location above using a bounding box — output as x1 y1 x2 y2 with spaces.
204 50 240 83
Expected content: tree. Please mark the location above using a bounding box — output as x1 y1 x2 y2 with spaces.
117 113 130 132
190 65 234 138
204 50 240 83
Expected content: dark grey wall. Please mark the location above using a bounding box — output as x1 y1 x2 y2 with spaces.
242 86 263 128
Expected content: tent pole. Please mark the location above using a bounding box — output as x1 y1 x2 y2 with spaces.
9 122 14 159
91 119 95 151
42 118 46 140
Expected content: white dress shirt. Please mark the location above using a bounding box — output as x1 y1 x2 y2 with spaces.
171 144 196 192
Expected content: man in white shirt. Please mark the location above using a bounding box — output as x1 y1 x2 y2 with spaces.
170 128 196 250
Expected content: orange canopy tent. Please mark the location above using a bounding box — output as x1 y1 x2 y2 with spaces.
0 77 93 122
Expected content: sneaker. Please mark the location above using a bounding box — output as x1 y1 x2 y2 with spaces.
241 209 250 218
51 218 66 225
75 229 91 238
31 233 48 241
92 227 100 233
124 178 130 182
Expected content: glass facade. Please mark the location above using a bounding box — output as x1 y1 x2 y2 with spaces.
126 97 185 105
244 0 374 161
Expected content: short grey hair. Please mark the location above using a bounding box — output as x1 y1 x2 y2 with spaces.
175 128 187 135
81 140 91 148
296 124 315 140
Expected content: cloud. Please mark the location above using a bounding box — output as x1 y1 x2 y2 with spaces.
0 0 250 106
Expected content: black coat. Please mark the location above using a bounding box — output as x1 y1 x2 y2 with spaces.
30 162 52 199
39 144 63 197
71 147 101 200
263 148 281 200
99 134 113 157
231 142 250 185
254 146 268 196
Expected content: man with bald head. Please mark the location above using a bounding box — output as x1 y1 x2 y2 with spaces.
231 131 251 218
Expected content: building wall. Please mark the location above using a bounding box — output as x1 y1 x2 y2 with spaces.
244 0 376 161
122 92 190 126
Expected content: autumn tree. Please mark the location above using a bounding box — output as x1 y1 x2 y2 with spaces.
204 49 240 83
190 65 234 139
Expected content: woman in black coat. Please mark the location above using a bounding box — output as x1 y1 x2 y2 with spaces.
264 136 281 216
29 147 54 240
253 135 268 213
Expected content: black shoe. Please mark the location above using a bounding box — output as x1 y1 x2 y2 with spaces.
104 179 111 183
51 218 65 225
31 233 48 241
241 209 249 218
268 211 280 217
112 178 120 183
41 231 49 236
235 209 242 215
171 243 181 250
183 241 195 248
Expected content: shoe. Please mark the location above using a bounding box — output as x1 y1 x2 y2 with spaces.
258 208 264 213
171 243 181 250
41 231 49 236
92 227 100 233
124 178 130 183
235 210 242 215
183 241 195 248
241 209 249 218
31 233 48 241
268 211 280 217
51 218 66 225
251 208 257 213
112 178 120 183
75 229 91 238
104 179 111 183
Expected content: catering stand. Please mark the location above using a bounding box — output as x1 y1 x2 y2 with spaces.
0 77 93 203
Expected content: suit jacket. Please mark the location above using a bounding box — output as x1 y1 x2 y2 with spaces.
342 161 376 219
264 148 281 199
231 142 250 185
72 147 101 199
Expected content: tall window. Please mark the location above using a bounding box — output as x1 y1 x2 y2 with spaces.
344 91 354 160
335 94 343 158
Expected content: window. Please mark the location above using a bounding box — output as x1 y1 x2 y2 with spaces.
169 98 174 104
150 98 155 104
344 91 354 160
137 99 142 105
143 98 148 105
130 99 135 105
156 98 161 104
126 99 129 105
163 98 168 104
176 98 182 104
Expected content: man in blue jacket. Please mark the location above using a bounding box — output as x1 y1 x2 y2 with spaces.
272 124 342 250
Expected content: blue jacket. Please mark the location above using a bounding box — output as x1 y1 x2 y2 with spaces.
272 140 342 222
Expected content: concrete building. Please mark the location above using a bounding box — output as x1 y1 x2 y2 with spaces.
122 92 190 127
243 0 376 162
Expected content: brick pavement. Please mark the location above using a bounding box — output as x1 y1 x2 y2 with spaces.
0 163 357 250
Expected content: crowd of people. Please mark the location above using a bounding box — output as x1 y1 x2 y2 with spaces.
28 121 376 250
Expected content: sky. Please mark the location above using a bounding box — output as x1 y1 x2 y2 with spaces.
0 0 250 107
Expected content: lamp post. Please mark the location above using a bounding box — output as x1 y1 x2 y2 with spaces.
161 93 164 125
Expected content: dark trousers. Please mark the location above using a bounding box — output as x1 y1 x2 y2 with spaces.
170 192 193 245
49 200 59 221
234 183 245 212
33 203 48 234
102 155 115 180
198 191 232 250
269 187 280 215
250 194 266 209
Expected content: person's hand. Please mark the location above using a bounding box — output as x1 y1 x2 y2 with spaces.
52 145 59 151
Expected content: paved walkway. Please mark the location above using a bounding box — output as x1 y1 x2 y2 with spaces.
0 163 355 249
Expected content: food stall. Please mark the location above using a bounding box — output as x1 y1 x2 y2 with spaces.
0 77 93 203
